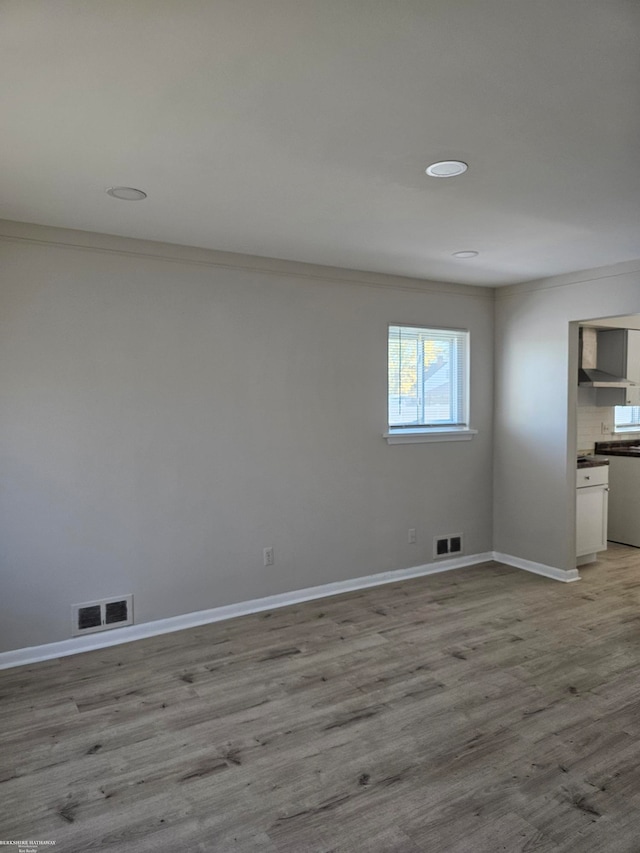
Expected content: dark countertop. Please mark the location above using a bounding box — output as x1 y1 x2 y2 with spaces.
577 455 610 469
595 441 640 458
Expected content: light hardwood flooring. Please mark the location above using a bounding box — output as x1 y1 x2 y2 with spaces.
4 547 640 851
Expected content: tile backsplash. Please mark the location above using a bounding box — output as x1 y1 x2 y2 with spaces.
577 405 639 455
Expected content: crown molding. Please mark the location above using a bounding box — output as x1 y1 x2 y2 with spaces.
495 259 640 300
0 219 493 300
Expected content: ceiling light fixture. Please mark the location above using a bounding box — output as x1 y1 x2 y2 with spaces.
425 160 468 178
106 186 147 201
452 250 479 259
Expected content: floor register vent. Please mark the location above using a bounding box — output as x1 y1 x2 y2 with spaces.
72 595 133 637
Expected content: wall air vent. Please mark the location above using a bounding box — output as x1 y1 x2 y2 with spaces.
433 534 464 559
450 535 462 554
72 595 133 637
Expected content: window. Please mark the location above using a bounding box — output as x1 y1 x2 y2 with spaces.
386 325 475 443
614 406 640 432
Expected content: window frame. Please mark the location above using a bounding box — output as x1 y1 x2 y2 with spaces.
614 405 640 433
384 323 477 444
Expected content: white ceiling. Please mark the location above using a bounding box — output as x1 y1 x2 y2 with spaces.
1 0 639 286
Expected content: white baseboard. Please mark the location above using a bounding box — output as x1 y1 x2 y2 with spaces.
0 551 494 670
0 550 580 670
492 551 580 583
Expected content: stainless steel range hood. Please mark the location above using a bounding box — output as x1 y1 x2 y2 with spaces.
578 327 635 388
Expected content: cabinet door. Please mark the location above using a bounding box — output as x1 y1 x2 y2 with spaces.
596 385 640 406
576 485 608 557
626 330 640 386
596 329 626 376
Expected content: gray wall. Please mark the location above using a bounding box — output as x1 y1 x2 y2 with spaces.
494 261 640 571
0 223 494 652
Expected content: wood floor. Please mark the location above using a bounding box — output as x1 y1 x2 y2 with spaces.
3 548 640 851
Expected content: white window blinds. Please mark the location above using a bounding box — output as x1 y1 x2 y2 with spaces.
614 406 640 432
388 325 469 429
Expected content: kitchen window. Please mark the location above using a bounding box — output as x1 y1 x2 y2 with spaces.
614 406 640 432
384 324 476 444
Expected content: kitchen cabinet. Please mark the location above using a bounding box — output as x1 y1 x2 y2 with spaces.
593 329 640 406
576 466 609 558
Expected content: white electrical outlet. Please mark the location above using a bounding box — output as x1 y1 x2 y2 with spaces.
408 528 417 544
263 547 274 567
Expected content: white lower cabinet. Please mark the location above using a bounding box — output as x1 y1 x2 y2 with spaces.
576 466 609 558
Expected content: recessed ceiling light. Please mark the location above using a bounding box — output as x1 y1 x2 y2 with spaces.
106 186 147 201
425 160 468 178
452 251 479 259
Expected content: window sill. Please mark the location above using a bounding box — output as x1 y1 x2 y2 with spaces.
383 428 478 445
